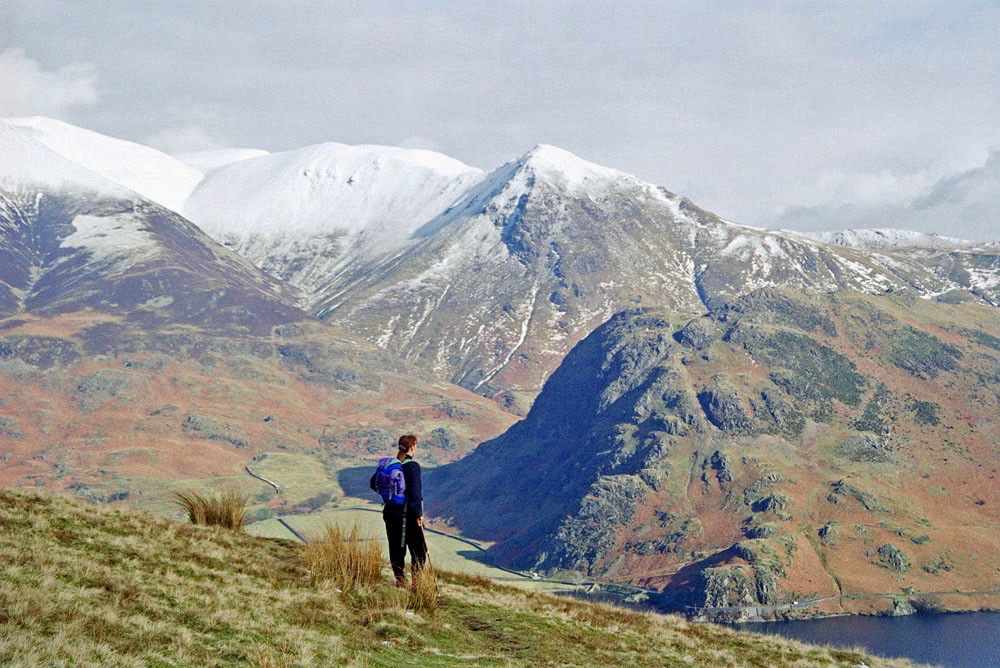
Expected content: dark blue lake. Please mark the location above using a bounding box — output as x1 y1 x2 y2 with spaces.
730 612 1000 667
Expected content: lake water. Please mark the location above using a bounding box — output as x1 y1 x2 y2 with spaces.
731 612 1000 667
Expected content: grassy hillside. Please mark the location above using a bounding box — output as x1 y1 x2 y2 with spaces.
0 489 921 667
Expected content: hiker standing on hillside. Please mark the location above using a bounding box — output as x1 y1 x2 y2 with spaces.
370 434 427 587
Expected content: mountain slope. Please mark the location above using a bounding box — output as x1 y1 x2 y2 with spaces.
429 289 1000 619
807 229 1000 305
0 489 916 667
4 116 202 212
0 123 515 507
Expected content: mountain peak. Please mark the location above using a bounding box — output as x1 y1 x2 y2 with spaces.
184 141 484 243
516 144 628 188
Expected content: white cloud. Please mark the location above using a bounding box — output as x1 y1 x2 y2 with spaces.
770 151 1000 241
0 48 98 117
143 124 231 154
397 136 443 152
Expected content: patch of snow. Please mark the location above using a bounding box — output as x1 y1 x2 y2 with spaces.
61 213 161 268
4 116 201 212
720 235 753 257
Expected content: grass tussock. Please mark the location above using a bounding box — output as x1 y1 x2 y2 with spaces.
0 489 926 668
172 488 248 529
305 522 383 590
409 565 439 615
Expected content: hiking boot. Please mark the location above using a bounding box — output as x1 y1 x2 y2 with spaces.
394 576 407 588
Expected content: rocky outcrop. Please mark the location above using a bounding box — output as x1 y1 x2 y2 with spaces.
674 319 719 350
838 433 894 463
877 543 912 573
697 385 754 434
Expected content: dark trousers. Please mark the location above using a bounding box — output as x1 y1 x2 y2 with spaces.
383 513 426 580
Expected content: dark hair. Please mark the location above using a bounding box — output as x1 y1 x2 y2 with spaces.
398 434 417 453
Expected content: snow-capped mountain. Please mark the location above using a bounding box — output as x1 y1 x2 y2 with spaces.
0 121 517 505
303 144 998 410
182 142 484 301
5 117 202 213
0 121 298 326
5 118 997 411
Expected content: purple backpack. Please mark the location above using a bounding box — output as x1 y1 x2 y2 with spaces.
374 457 406 505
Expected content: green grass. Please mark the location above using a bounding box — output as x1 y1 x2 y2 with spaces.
273 506 566 592
249 452 341 507
0 489 924 667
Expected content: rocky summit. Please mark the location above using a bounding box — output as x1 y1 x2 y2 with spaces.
429 288 1000 619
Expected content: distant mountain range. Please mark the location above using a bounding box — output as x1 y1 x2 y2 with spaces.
6 118 997 414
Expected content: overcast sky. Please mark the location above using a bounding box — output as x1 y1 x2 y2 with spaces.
3 1 998 239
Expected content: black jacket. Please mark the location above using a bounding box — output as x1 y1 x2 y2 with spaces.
370 456 423 517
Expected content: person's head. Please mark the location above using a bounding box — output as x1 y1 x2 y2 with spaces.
397 434 417 459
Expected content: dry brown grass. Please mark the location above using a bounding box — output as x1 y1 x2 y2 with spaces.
409 564 439 615
304 522 383 590
172 488 248 529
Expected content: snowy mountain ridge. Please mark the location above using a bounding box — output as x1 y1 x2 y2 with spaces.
4 117 202 212
181 141 486 302
0 121 129 198
805 228 980 250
